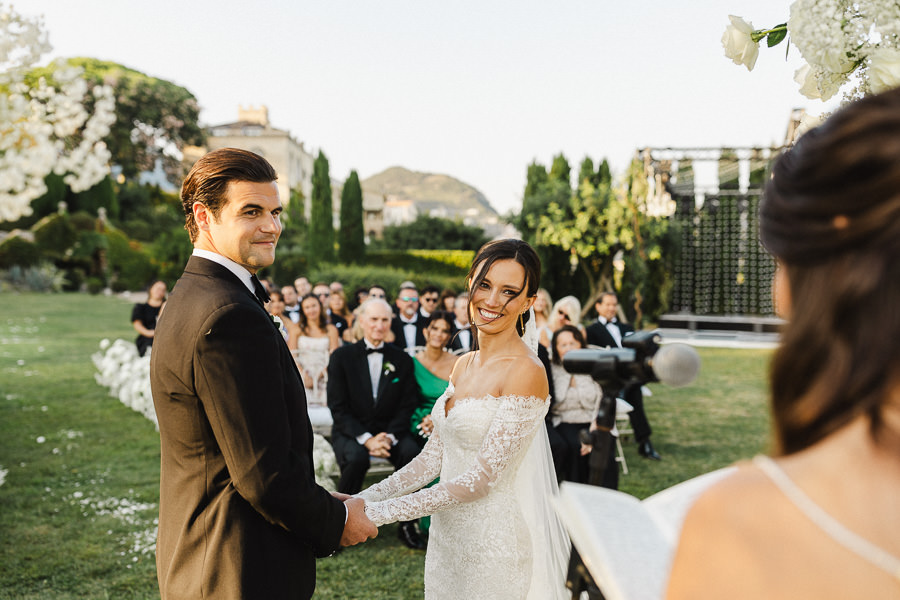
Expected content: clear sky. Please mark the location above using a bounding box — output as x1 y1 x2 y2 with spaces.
26 0 830 215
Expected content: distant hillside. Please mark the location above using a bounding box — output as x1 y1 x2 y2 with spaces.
361 166 499 222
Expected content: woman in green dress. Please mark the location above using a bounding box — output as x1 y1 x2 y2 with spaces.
408 310 458 534
410 311 458 443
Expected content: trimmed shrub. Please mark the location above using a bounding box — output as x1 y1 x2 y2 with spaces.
32 213 78 258
105 229 156 291
0 234 42 268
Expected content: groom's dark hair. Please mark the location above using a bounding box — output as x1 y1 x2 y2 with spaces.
181 147 278 242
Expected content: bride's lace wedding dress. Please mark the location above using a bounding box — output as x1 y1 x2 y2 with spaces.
358 382 569 599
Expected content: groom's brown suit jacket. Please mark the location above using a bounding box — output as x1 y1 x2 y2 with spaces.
150 256 345 600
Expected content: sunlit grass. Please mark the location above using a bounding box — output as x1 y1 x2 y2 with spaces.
0 293 773 599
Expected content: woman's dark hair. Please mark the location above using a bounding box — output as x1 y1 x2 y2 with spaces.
424 310 455 331
760 87 900 455
439 288 457 309
467 239 541 337
180 148 278 242
298 293 328 333
550 325 585 365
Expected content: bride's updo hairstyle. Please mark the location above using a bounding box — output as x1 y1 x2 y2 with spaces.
760 87 900 456
467 239 541 337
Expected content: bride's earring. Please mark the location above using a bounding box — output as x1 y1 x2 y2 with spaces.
518 311 525 333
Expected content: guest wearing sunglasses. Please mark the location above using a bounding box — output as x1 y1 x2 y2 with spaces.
390 281 426 355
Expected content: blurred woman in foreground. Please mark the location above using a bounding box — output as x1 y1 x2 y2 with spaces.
667 88 900 599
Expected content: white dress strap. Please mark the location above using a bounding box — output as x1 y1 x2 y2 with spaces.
753 455 900 582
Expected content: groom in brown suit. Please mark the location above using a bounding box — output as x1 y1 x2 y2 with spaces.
150 148 375 600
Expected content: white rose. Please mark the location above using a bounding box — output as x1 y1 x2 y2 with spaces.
868 48 900 94
722 15 760 71
794 64 821 99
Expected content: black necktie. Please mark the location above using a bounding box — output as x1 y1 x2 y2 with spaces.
251 275 270 305
366 347 384 354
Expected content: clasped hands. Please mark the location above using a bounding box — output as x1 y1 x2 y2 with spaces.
332 492 378 547
363 431 394 458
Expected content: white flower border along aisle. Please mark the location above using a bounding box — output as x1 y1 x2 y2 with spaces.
92 339 339 492
723 1 900 103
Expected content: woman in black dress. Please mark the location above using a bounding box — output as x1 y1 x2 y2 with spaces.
131 279 167 356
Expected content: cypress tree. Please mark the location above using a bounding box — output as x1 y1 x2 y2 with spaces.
309 150 334 264
338 170 365 264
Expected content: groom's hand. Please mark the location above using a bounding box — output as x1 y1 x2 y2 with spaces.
341 497 377 546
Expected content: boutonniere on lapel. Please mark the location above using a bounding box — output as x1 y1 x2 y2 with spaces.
271 314 286 337
383 361 399 383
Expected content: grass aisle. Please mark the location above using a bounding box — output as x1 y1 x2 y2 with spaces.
0 293 772 599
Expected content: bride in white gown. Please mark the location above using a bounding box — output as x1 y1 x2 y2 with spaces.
356 239 569 599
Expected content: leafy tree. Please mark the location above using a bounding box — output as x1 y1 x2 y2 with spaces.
29 58 206 184
548 153 572 187
338 171 365 264
515 156 586 305
308 151 335 264
382 215 488 251
534 157 677 326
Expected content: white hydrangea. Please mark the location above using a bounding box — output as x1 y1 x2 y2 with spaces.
726 0 900 104
0 3 115 222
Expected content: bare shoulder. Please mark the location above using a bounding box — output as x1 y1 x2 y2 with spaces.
498 351 549 400
666 464 781 600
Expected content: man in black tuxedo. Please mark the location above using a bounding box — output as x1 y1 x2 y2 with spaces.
584 292 662 460
449 293 474 353
327 298 425 549
150 148 375 600
390 281 426 354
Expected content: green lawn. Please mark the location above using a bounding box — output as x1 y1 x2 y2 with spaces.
0 293 773 599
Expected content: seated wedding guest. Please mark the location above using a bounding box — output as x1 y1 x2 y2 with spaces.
667 89 900 600
390 281 426 354
585 292 661 460
418 285 441 319
131 279 167 357
281 284 301 323
549 325 618 489
295 294 340 406
367 284 387 302
293 276 312 297
534 287 554 348
327 298 424 549
351 286 369 311
410 311 457 445
439 288 457 312
407 310 457 536
328 289 354 343
449 293 473 353
266 290 303 350
311 282 332 316
549 295 585 341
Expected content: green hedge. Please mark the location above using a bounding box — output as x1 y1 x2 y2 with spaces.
365 249 472 276
0 234 41 268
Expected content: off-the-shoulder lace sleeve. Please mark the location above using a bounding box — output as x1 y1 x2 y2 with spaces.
360 395 548 526
356 427 444 504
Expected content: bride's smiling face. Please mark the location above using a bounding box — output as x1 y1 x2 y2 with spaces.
469 259 534 334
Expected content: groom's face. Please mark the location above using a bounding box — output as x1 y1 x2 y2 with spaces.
194 180 282 274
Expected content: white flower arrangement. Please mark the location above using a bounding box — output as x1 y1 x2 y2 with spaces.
92 338 339 491
0 3 116 222
723 1 900 102
383 361 396 376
